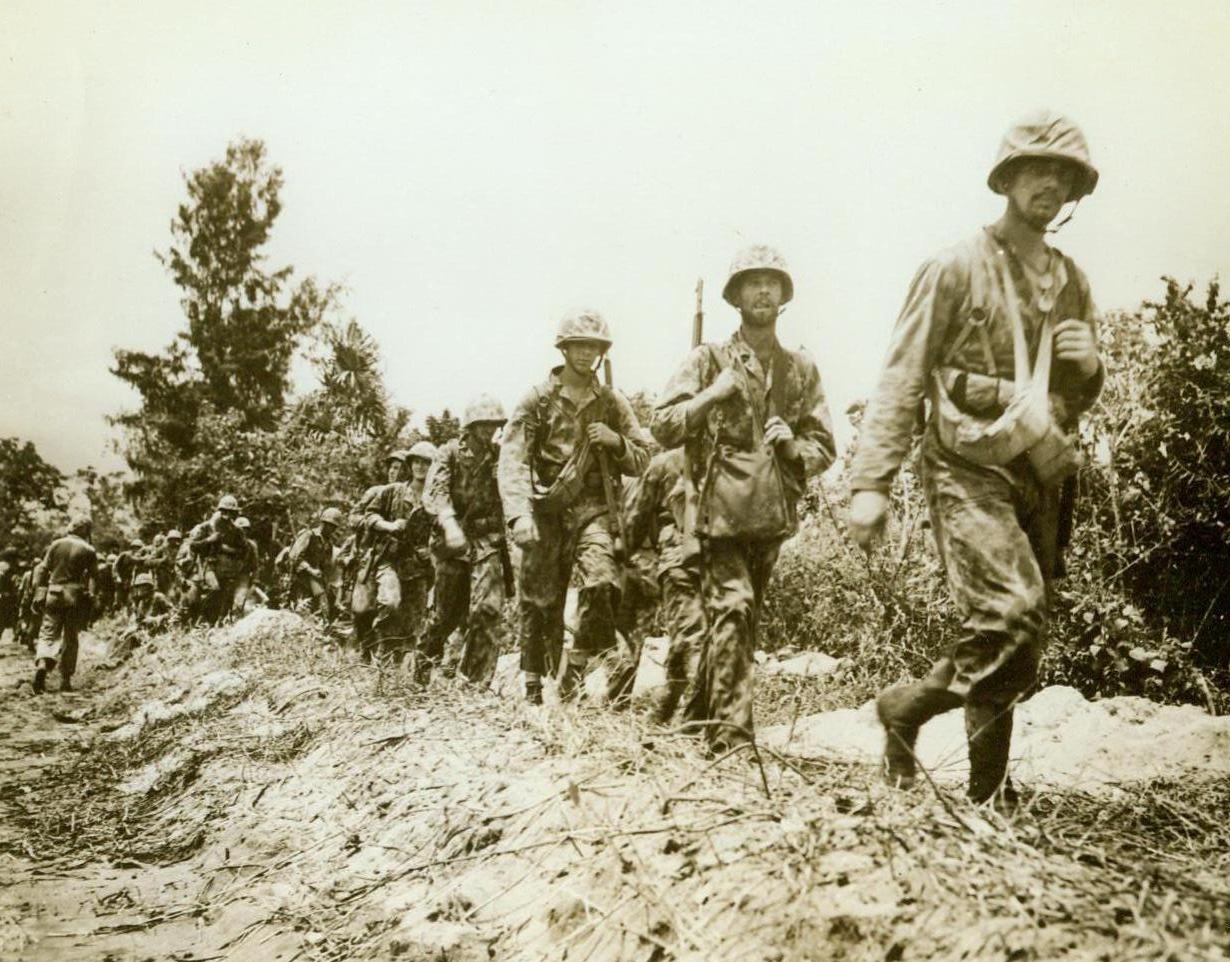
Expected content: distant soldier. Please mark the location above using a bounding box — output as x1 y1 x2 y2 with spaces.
653 246 836 752
0 547 22 642
849 112 1104 807
112 539 143 613
417 393 511 687
499 309 650 704
16 558 42 652
234 517 263 608
116 571 174 656
352 442 438 663
189 495 253 624
32 517 97 694
619 448 707 722
157 530 184 602
287 508 344 619
93 553 116 618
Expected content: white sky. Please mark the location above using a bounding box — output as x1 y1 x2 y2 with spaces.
2 0 1228 473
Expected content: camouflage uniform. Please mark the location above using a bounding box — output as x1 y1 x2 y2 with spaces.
34 533 97 689
287 525 336 618
853 221 1103 798
499 367 649 692
352 480 434 661
419 433 509 686
653 328 836 748
190 514 253 624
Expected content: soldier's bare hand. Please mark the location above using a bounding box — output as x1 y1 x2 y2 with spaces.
511 516 539 548
586 423 622 450
1054 319 1099 377
763 417 798 460
708 368 740 402
848 490 889 554
442 518 468 553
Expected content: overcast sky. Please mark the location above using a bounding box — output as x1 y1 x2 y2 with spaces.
2 0 1228 474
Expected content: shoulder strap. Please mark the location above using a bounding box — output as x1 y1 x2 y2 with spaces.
770 345 789 420
941 238 998 371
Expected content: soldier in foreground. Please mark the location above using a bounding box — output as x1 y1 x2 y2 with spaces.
353 442 438 663
653 246 835 752
499 310 649 704
32 517 97 694
849 111 1104 806
418 393 510 687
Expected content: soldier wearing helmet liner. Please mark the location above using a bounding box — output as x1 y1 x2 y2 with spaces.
499 309 650 705
288 507 344 620
352 442 438 663
189 494 253 624
417 393 511 687
32 517 97 695
849 111 1104 807
653 246 836 753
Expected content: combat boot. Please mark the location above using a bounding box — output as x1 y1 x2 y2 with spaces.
524 673 543 705
876 682 962 788
965 701 1015 805
557 650 589 703
652 679 686 725
32 666 46 695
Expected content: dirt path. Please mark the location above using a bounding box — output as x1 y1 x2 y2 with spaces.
1 612 1228 962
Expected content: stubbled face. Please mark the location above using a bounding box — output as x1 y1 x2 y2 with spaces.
467 422 501 448
1003 157 1079 230
387 459 406 483
737 271 784 327
560 340 605 377
410 458 431 482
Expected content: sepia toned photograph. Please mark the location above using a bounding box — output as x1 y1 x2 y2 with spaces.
1 1 1229 959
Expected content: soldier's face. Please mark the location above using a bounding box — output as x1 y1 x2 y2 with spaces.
561 340 604 375
736 271 783 327
387 460 406 483
1004 158 1078 229
322 523 338 544
468 422 501 447
410 458 430 481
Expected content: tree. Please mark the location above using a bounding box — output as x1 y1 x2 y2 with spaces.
424 409 461 446
0 438 65 555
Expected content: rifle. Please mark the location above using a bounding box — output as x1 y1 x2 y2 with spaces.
597 358 628 561
682 279 704 539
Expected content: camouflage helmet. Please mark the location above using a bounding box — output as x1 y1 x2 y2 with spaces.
217 494 240 513
988 109 1098 202
463 393 507 427
129 537 144 549
722 245 794 307
407 440 438 463
554 309 612 349
70 516 93 536
387 449 411 463
166 529 183 541
132 572 155 588
319 507 344 528
235 516 251 530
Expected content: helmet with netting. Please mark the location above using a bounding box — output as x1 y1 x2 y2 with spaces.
722 245 794 306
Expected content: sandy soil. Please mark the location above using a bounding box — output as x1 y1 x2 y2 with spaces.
2 611 1228 962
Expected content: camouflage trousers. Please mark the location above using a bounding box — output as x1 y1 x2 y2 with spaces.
915 433 1058 704
420 548 507 687
35 585 89 681
358 564 430 662
657 560 707 723
517 503 619 678
690 538 781 750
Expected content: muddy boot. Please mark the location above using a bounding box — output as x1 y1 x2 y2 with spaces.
965 701 1015 805
32 666 46 695
524 672 543 705
876 682 962 789
557 651 589 704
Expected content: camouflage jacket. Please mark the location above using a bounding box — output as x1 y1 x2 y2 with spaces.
652 328 837 485
850 226 1104 493
498 367 649 525
190 515 253 575
288 527 333 580
623 448 702 576
423 435 505 557
353 480 434 578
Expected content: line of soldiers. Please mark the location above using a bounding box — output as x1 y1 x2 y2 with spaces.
21 111 1106 809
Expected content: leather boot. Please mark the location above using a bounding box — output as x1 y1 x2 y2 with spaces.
965 701 1015 805
876 682 962 788
557 650 589 703
524 672 543 705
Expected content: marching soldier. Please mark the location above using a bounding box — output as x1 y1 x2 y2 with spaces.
0 547 21 642
287 507 344 619
112 538 143 613
849 111 1104 807
417 393 510 687
352 442 438 663
499 309 650 704
32 517 97 694
653 246 836 752
189 495 252 624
